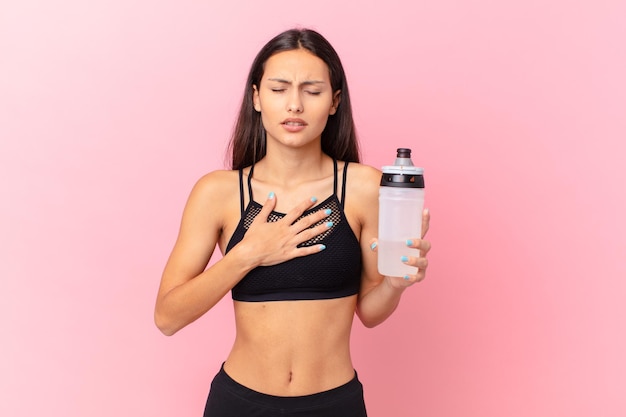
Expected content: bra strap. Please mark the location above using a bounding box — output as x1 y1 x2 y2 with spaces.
247 163 255 202
340 161 349 208
332 159 338 197
237 169 245 216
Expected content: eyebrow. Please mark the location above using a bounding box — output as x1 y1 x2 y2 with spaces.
266 78 326 86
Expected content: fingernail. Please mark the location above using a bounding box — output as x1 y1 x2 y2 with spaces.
370 242 377 250
401 255 409 262
268 191 275 199
404 275 410 280
319 244 326 251
406 239 413 246
424 208 430 215
326 221 334 228
324 209 332 216
310 196 318 203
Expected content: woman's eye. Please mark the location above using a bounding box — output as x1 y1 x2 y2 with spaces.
271 88 285 93
306 91 321 96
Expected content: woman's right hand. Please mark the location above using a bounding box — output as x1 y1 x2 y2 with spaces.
238 192 333 267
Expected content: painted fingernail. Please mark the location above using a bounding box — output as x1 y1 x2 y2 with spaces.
401 255 409 262
326 221 334 228
319 244 326 251
406 239 413 246
324 209 332 215
404 275 410 280
370 242 377 250
268 191 275 199
311 196 318 203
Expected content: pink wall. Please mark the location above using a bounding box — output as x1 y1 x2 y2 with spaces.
2 1 624 416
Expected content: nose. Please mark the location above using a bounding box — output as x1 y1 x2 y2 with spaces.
287 91 303 113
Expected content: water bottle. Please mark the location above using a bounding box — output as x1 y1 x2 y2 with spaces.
378 148 425 277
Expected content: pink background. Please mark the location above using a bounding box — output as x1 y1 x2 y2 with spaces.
2 1 625 416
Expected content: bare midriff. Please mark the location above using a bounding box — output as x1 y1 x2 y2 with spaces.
224 295 358 396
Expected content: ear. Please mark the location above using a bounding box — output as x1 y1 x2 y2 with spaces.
252 85 261 112
329 90 341 115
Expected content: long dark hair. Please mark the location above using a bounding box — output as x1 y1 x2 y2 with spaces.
227 28 360 170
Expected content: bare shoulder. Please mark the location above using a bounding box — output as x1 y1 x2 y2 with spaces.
342 162 380 231
193 169 239 196
183 169 241 229
345 162 381 200
188 169 242 209
346 162 381 177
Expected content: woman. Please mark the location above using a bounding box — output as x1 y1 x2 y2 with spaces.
154 28 431 416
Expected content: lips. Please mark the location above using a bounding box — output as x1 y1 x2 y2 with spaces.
281 118 307 132
281 118 307 126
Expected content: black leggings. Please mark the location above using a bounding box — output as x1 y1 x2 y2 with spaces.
203 364 368 417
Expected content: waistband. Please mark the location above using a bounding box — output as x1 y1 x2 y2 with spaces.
212 363 363 410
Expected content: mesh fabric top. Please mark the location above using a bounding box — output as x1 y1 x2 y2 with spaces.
225 161 362 302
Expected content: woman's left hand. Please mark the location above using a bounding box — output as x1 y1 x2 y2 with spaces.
370 208 431 288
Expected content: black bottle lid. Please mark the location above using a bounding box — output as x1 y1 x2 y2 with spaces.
380 148 425 188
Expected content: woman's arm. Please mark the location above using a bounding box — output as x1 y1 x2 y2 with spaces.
352 165 431 328
154 171 245 335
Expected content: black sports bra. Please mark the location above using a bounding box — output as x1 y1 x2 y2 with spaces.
225 160 362 302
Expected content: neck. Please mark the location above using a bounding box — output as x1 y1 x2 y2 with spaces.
255 145 331 187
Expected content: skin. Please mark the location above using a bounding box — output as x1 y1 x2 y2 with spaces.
154 49 431 396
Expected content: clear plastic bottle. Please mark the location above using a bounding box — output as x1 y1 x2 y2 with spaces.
378 148 425 277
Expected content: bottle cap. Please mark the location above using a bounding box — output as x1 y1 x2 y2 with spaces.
381 148 425 188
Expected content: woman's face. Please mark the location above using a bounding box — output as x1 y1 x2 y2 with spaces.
253 48 340 151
